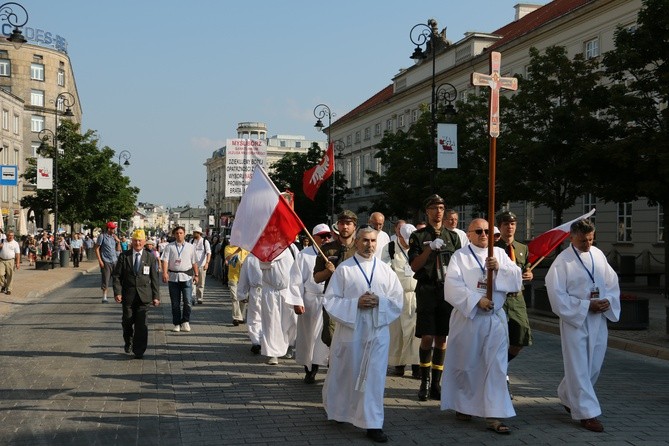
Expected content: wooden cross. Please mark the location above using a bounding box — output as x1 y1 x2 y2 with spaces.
471 51 518 137
470 51 517 301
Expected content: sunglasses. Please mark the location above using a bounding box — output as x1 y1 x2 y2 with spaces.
317 233 332 239
470 228 490 235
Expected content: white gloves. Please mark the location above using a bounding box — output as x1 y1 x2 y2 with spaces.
429 238 444 250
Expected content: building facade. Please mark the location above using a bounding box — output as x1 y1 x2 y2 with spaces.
329 0 660 271
204 121 325 234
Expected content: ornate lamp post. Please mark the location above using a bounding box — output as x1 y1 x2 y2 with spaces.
313 103 336 223
117 150 131 232
0 2 29 49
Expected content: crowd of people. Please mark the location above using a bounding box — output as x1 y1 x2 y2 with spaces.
9 199 619 443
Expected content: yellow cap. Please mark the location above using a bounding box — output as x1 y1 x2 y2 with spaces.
131 229 146 240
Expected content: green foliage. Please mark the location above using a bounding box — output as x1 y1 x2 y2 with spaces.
503 46 611 223
270 142 351 230
21 120 139 229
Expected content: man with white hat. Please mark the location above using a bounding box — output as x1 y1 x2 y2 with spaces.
191 227 211 304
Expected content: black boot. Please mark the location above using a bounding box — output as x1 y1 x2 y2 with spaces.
430 347 445 400
418 348 432 401
304 365 319 384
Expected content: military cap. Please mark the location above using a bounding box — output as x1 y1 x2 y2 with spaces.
337 210 358 224
423 194 445 209
496 211 517 226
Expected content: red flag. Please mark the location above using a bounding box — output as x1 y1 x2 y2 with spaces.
230 166 305 262
527 209 596 265
302 143 334 201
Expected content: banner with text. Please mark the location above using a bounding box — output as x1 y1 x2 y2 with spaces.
437 123 458 169
36 158 53 189
225 139 267 197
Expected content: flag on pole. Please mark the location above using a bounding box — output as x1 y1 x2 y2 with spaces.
527 208 596 265
230 166 305 262
302 142 334 201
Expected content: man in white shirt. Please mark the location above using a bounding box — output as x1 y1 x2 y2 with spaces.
191 227 211 304
445 209 469 247
161 226 199 332
0 230 21 295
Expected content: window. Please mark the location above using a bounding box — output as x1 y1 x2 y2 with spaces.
31 141 41 158
617 202 632 242
295 141 301 148
355 131 361 144
31 63 45 81
31 89 45 107
0 59 9 77
352 156 360 187
31 115 45 132
385 119 393 133
374 123 381 136
583 194 597 226
13 114 19 135
57 69 65 86
397 114 405 128
411 109 418 123
2 109 8 130
585 37 599 59
659 205 664 243
279 140 286 147
364 127 371 140
346 135 352 147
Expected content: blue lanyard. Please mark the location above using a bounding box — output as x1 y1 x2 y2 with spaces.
572 245 595 284
354 256 376 290
468 245 485 274
398 244 410 262
175 243 184 258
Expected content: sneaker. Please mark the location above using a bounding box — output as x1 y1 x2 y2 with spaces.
172 325 181 332
101 297 108 303
267 356 279 365
181 322 191 332
283 347 294 359
197 298 203 304
250 344 261 355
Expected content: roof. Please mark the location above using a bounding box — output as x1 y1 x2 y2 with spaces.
331 0 595 129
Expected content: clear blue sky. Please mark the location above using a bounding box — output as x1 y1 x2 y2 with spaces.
18 0 545 207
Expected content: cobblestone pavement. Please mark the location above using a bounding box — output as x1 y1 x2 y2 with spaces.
0 266 668 445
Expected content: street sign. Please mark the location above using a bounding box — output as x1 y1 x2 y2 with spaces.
0 165 18 186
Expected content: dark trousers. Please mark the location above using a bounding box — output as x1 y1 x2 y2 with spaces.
169 280 193 325
72 249 80 267
122 296 150 356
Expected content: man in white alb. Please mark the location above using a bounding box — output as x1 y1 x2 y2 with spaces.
191 227 211 304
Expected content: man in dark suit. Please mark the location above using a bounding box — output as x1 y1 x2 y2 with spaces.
113 229 160 359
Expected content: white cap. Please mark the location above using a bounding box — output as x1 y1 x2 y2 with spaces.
312 223 331 236
193 226 203 234
331 223 340 236
494 226 500 235
400 224 417 245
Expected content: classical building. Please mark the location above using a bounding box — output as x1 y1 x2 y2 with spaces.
204 121 325 234
329 0 661 272
0 23 81 232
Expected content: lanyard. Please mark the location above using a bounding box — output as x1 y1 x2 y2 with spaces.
354 256 376 290
175 242 184 258
468 245 485 274
398 244 410 262
572 245 595 284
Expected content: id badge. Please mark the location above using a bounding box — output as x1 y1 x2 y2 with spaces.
590 286 600 300
476 275 487 294
404 264 413 277
174 259 181 266
143 265 150 275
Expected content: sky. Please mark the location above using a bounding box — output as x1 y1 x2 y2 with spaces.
17 0 546 208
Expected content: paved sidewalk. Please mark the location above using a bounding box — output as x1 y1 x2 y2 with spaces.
0 266 668 445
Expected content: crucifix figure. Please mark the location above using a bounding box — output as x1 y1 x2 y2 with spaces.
470 51 518 299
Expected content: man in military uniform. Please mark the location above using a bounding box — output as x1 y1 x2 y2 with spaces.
313 210 358 346
494 211 533 398
408 194 461 401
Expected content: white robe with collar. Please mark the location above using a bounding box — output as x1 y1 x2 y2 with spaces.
440 244 522 418
545 244 620 420
322 253 403 429
237 254 263 346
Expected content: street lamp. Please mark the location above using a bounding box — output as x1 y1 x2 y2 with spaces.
332 139 345 219
39 92 75 267
117 150 131 232
0 2 29 49
410 19 450 193
436 82 458 118
313 103 336 223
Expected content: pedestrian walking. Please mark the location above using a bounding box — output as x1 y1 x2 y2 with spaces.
161 226 198 333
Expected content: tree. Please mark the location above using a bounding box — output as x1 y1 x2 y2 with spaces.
270 143 351 231
21 120 139 230
596 0 669 295
503 46 611 224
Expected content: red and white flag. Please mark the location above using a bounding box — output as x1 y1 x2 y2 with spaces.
230 166 305 262
302 143 334 201
527 208 596 265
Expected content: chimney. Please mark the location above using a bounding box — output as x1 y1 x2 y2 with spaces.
514 3 543 21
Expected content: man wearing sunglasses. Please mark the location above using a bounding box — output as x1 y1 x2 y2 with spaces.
408 194 462 402
494 211 533 398
441 219 522 434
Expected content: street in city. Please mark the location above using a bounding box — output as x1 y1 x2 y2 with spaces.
0 265 668 445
